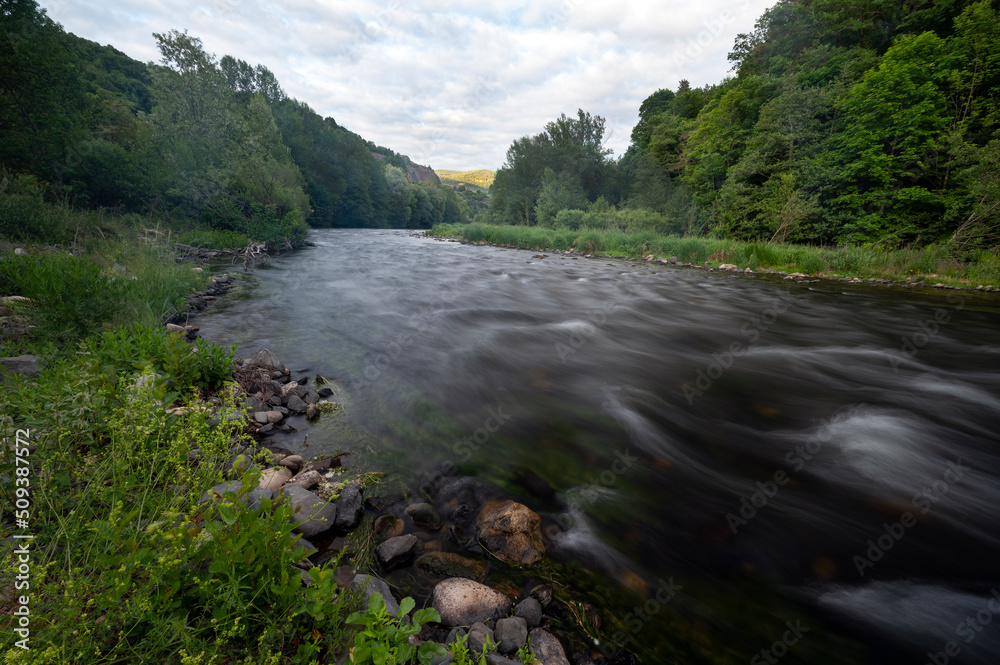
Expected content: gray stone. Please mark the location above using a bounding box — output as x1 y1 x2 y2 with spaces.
276 484 337 537
264 410 283 424
514 597 543 627
406 502 444 530
292 536 318 557
485 655 521 665
528 629 570 665
306 404 320 421
430 655 455 665
318 387 334 398
165 323 186 333
495 617 527 654
467 622 494 654
349 574 400 616
446 627 467 644
334 481 363 530
375 534 420 570
432 577 512 627
247 348 285 372
286 394 308 414
0 355 41 378
303 389 320 404
254 411 270 424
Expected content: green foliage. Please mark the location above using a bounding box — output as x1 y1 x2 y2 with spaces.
0 245 203 345
347 592 445 665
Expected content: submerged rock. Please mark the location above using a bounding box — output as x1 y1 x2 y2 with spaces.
415 552 488 582
406 502 444 530
476 500 546 565
432 577 512 627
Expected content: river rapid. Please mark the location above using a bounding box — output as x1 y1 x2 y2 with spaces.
193 229 1000 664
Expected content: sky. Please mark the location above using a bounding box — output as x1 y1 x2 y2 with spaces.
42 0 776 172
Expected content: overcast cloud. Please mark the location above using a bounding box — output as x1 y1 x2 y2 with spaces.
42 0 774 171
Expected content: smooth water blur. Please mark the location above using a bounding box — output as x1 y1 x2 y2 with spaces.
195 229 1000 664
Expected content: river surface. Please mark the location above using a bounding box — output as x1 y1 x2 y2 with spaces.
194 229 1000 664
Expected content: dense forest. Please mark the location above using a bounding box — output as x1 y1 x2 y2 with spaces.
0 0 466 246
487 0 1000 252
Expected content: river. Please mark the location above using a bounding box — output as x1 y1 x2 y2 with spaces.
193 229 1000 665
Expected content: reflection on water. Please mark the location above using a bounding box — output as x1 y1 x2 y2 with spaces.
194 229 1000 664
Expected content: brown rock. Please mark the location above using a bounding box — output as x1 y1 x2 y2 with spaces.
476 500 546 565
259 467 292 492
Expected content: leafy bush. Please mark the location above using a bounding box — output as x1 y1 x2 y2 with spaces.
347 593 446 665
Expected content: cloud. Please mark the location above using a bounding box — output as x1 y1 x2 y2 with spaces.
42 0 774 171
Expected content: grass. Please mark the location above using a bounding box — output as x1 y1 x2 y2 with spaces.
429 223 1000 286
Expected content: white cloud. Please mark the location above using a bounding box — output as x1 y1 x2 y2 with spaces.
42 0 775 171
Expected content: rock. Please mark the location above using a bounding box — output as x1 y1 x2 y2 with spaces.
406 502 444 530
318 387 334 398
528 629 570 665
247 348 285 372
485 657 521 665
305 404 320 421
416 552 488 582
669 256 678 264
744 267 754 274
446 627 467 644
303 389 320 404
476 500 546 565
432 577 512 627
374 514 405 540
292 536 318 557
277 455 304 472
276 484 337 537
467 622 495 654
495 617 528 654
334 481 363 530
785 272 807 279
254 412 270 424
258 423 274 435
718 263 738 271
200 482 272 513
0 355 41 378
286 394 308 414
290 469 323 490
259 467 292 492
530 585 553 608
349 574 400 617
165 323 186 333
375 534 420 570
14 247 27 255
514 597 543 627
280 381 300 398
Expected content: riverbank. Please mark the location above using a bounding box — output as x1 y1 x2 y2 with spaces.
0 241 618 664
428 223 1000 290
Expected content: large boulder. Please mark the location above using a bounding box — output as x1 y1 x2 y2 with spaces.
276 484 337 537
476 500 546 565
431 577 512 627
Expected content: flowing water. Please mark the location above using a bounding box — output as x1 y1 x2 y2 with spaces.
194 229 1000 664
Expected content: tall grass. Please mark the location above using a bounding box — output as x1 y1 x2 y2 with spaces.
0 243 204 346
433 223 1000 285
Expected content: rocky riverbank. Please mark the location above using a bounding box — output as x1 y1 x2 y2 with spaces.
175 280 632 664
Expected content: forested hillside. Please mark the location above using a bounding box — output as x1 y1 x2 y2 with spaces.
487 0 1000 254
0 0 465 246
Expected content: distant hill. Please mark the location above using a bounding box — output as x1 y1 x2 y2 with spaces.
436 169 496 191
